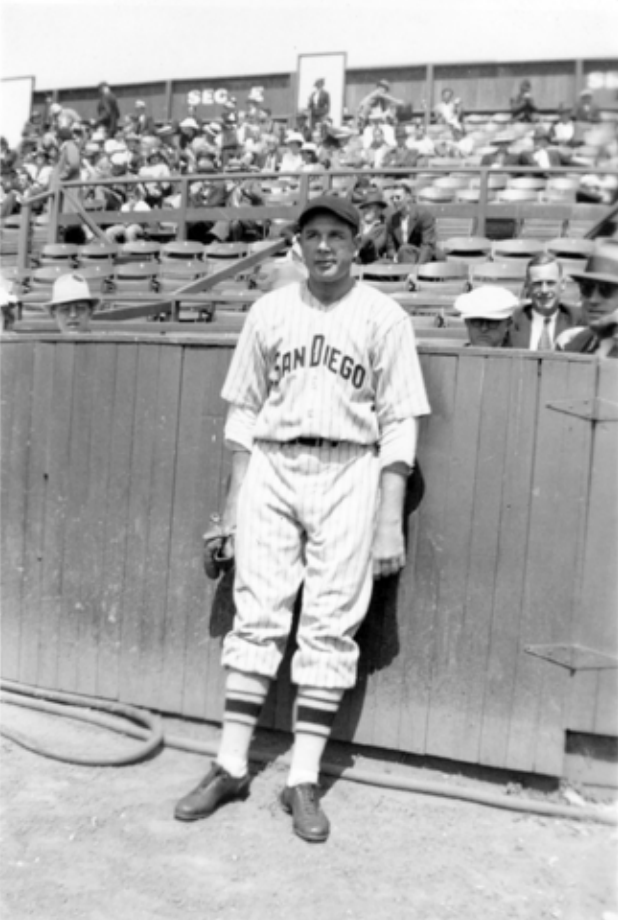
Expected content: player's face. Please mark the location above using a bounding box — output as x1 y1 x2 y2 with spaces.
527 262 563 317
299 214 357 286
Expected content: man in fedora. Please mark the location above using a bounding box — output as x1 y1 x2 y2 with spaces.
454 286 519 348
557 241 618 357
46 273 99 334
356 190 389 264
511 254 581 351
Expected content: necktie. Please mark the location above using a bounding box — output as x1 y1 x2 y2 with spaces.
538 318 553 351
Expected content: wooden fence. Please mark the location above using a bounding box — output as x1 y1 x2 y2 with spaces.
1 334 616 779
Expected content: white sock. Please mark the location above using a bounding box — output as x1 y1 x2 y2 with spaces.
287 687 343 788
216 670 270 778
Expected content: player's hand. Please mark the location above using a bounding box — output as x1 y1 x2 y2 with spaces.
372 520 406 579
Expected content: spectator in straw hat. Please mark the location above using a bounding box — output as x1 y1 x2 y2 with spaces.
480 132 523 168
454 286 519 348
557 241 618 357
279 132 304 174
46 273 100 334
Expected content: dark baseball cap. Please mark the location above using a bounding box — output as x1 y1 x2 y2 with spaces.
298 195 360 233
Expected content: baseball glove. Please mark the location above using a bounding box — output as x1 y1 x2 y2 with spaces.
203 514 235 580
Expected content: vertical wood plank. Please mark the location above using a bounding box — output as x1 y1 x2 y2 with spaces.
424 351 486 758
30 343 76 690
18 342 57 686
479 356 539 767
568 360 618 737
186 347 233 722
160 347 211 714
95 343 139 700
117 344 162 704
54 343 98 693
134 345 183 708
392 353 460 753
1 341 35 679
180 356 228 720
449 354 514 763
507 356 596 775
73 344 118 696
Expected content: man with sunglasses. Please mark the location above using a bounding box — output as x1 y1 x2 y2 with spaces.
557 241 618 357
511 254 581 351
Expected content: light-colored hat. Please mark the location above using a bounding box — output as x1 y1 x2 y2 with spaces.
104 139 126 155
110 150 130 168
203 122 222 136
50 102 62 115
180 117 199 131
247 87 264 103
568 241 618 285
286 131 304 145
46 273 99 309
454 285 519 320
301 142 318 153
135 99 146 108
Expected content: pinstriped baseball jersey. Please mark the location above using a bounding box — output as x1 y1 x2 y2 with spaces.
221 280 430 444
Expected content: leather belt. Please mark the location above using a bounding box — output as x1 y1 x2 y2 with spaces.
284 437 341 448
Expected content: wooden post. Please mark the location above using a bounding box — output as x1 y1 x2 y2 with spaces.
298 173 310 210
574 59 585 106
424 64 434 128
48 176 61 244
17 204 31 275
165 80 173 122
177 176 188 241
476 166 489 238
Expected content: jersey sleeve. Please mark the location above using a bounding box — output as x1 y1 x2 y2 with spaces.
372 312 431 429
221 301 269 412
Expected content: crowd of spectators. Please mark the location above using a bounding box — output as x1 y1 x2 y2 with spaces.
1 77 617 252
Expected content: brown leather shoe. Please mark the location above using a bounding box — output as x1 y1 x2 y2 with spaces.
280 783 330 842
174 763 250 821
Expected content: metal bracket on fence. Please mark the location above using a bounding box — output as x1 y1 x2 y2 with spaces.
546 397 618 423
524 643 618 671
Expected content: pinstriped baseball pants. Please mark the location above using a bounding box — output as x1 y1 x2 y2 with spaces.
222 440 380 689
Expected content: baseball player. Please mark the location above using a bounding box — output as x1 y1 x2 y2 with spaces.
174 195 430 842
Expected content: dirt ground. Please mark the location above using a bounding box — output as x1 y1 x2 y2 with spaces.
1 705 617 920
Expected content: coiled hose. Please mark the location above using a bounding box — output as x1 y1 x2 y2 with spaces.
1 679 616 826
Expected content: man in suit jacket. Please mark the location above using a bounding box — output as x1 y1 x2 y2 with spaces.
307 79 330 129
385 182 438 264
511 254 581 350
557 242 618 357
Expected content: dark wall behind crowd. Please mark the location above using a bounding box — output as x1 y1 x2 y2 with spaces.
32 58 618 127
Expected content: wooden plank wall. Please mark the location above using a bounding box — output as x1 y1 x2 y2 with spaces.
1 336 615 779
31 58 618 124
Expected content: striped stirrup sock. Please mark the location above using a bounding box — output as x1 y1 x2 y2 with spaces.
287 687 344 787
217 670 270 778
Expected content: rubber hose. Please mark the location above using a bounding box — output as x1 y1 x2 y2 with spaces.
1 680 616 826
0 679 163 766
